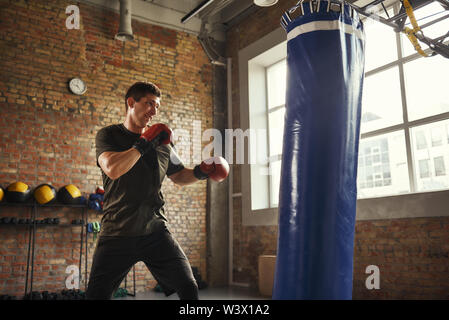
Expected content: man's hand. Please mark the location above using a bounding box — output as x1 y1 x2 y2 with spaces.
193 156 230 182
133 123 172 156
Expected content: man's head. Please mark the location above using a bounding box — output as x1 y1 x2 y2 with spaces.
124 82 162 132
125 82 161 113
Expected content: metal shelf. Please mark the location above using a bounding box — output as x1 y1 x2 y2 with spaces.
0 202 89 299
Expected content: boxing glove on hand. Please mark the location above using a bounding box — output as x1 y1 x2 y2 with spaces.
133 123 172 156
194 156 230 182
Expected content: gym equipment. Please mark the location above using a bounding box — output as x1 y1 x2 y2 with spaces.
274 1 365 299
113 287 128 298
5 181 31 203
20 203 87 299
57 184 82 205
33 184 57 205
87 221 101 241
95 186 105 195
0 217 11 224
88 192 104 212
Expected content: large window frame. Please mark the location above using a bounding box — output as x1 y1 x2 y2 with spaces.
239 28 286 226
358 2 449 197
238 10 449 225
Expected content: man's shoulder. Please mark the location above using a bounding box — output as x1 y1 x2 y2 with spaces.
100 123 122 133
96 124 122 137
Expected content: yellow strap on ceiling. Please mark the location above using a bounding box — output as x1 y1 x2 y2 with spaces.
402 0 434 57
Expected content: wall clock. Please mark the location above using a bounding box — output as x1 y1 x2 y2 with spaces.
69 77 87 95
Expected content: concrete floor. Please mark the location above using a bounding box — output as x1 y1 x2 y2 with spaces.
115 286 270 300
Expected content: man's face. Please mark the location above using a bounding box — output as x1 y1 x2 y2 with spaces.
129 94 160 128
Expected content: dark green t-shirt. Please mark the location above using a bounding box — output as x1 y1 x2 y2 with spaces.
95 123 184 236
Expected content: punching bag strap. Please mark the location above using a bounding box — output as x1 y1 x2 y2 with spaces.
281 0 306 30
281 1 352 31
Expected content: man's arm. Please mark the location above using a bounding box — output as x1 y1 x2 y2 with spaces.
97 123 173 180
168 168 199 186
98 148 141 180
169 156 230 186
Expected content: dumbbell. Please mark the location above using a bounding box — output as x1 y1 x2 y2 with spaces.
31 291 42 300
42 291 50 300
1 217 11 224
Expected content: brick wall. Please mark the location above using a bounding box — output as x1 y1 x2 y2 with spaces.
353 217 449 299
226 0 449 298
0 0 212 298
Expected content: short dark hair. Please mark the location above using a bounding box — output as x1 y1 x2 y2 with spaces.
125 82 161 112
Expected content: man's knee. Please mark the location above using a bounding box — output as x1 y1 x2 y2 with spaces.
177 279 199 300
86 282 115 300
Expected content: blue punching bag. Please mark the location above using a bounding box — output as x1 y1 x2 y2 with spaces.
273 1 365 299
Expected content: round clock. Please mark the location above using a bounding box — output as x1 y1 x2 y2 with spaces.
69 77 87 95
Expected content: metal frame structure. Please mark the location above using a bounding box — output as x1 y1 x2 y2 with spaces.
290 0 449 58
349 0 449 58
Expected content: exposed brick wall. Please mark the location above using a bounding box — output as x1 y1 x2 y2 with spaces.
353 217 449 299
0 0 212 297
226 0 449 298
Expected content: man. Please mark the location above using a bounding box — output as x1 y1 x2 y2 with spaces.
86 81 229 300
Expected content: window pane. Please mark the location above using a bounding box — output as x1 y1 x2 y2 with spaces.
401 2 449 57
404 55 449 121
447 124 449 144
434 156 446 176
266 60 286 109
431 126 444 147
415 130 427 150
357 130 410 198
364 8 397 72
419 159 430 178
361 67 403 133
411 119 449 192
270 160 282 207
268 107 285 156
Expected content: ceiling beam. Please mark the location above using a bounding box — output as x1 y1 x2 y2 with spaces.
78 0 203 35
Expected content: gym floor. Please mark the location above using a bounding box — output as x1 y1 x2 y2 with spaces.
115 286 269 300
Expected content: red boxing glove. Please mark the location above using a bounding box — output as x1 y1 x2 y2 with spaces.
133 123 172 155
194 156 230 182
141 123 172 145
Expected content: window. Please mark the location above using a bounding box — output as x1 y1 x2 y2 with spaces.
240 27 286 225
357 131 409 198
358 3 449 198
434 156 446 177
266 60 286 207
419 159 430 178
410 119 449 191
431 127 443 147
240 4 449 225
415 131 427 150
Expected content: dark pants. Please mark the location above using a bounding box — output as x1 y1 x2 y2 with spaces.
86 226 198 300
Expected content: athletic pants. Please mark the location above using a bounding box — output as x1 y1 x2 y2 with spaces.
85 226 198 300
